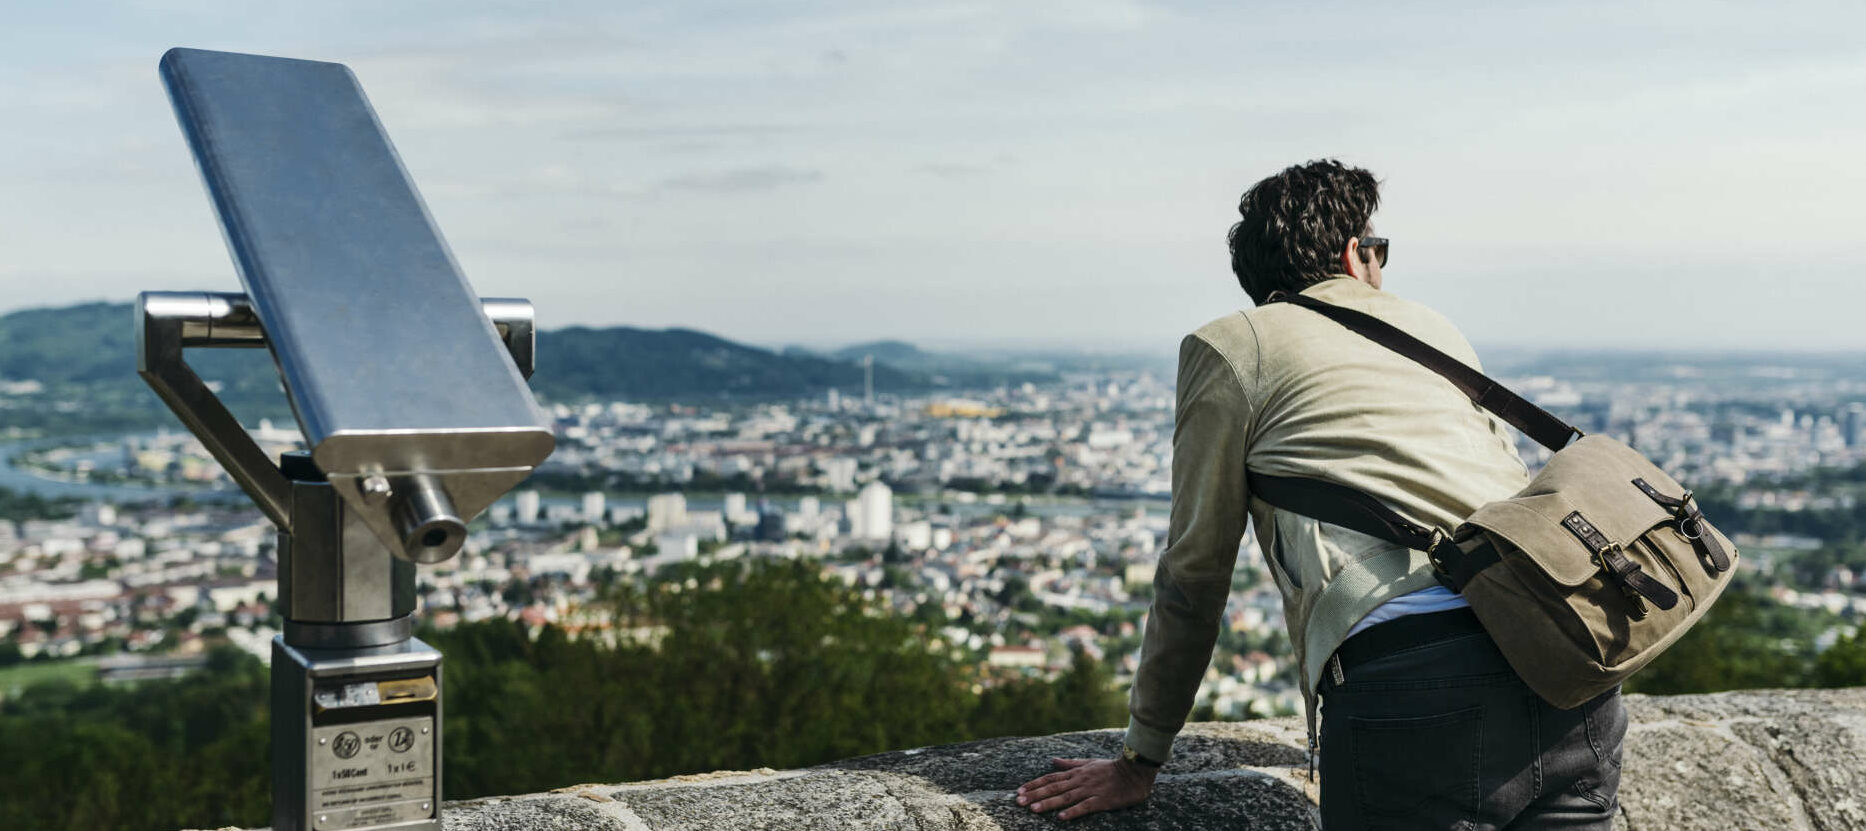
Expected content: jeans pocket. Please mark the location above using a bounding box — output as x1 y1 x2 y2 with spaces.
1583 688 1627 771
1350 706 1483 823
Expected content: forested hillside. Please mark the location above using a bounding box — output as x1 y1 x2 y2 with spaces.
0 559 1125 831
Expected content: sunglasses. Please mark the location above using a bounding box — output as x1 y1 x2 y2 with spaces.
1358 236 1389 268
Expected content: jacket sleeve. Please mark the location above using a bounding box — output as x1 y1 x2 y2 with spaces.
1123 333 1253 762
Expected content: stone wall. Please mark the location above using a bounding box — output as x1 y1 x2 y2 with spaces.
212 687 1866 830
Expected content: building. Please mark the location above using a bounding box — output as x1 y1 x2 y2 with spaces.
654 532 700 559
647 493 688 532
753 499 786 542
581 492 606 524
515 490 542 524
722 492 756 527
823 458 857 493
849 481 893 541
987 645 1046 669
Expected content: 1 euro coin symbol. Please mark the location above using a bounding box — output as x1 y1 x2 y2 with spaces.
389 727 415 753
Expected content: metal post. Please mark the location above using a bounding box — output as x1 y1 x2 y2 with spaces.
142 47 555 831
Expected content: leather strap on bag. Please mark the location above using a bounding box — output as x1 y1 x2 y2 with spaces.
1263 291 1583 452
1633 477 1732 574
1247 471 1472 582
1246 289 1583 591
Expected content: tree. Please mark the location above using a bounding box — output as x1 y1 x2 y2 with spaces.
1625 582 1818 695
1815 624 1866 687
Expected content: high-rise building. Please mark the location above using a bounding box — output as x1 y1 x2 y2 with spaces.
723 492 747 519
516 490 541 524
754 498 785 542
582 491 606 524
855 481 893 541
647 493 688 532
863 354 874 406
799 496 820 518
824 457 858 492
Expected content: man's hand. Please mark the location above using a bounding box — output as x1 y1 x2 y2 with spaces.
1015 757 1158 821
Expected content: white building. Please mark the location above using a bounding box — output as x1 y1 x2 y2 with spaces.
849 481 893 541
515 490 541 524
897 520 932 550
722 493 756 527
655 532 700 559
824 457 858 492
647 493 688 532
581 492 606 524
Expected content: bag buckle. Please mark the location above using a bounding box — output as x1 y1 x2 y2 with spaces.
1594 544 1663 617
1425 528 1453 574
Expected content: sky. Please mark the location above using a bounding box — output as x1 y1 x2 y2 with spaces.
3 1 1865 354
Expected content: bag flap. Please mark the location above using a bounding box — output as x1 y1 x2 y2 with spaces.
1463 436 1688 587
1521 435 1677 542
1463 495 1602 586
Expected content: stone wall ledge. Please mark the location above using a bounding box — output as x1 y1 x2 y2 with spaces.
202 687 1866 831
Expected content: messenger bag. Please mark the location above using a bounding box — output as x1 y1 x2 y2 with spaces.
1251 290 1739 708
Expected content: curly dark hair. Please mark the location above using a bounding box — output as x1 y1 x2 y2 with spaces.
1227 159 1380 304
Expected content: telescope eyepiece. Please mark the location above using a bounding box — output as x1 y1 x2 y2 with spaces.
390 477 467 564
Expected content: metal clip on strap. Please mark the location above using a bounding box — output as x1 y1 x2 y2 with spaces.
1633 478 1731 574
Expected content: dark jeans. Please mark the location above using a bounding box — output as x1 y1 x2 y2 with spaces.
1317 619 1626 831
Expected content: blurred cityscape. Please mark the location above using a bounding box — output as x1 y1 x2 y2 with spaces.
7 350 1866 719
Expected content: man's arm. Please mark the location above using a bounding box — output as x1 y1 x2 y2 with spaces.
1126 333 1253 759
1019 334 1252 820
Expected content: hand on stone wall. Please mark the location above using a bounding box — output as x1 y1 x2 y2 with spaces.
1015 756 1158 820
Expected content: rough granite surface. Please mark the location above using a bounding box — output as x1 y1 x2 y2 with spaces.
198 687 1866 831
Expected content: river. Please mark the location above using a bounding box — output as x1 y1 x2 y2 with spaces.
0 437 1167 521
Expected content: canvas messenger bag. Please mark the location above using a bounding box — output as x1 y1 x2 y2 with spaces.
1252 291 1740 708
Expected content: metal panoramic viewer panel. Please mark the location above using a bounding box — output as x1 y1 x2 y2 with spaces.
158 47 554 562
158 47 553 474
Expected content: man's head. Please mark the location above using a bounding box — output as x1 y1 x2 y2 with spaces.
1227 159 1382 304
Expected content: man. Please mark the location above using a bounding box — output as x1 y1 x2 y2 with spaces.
1016 160 1626 829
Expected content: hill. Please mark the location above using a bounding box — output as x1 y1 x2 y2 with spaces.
0 302 951 431
534 326 918 400
829 340 932 366
812 340 1059 388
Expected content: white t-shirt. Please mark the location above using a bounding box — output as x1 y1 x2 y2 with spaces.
1345 585 1473 638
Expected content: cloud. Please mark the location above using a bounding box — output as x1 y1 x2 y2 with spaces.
914 162 990 180
657 165 825 194
561 123 797 142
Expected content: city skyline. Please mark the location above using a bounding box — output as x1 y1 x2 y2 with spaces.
5 3 1865 350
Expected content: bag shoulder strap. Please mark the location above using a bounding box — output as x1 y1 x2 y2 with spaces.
1266 291 1582 452
1244 289 1576 589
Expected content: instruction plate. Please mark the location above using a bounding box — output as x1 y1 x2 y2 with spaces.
310 715 435 830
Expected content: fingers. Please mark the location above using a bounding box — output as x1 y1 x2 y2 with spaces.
1019 770 1068 792
1025 785 1087 814
1058 795 1106 821
1017 773 1080 806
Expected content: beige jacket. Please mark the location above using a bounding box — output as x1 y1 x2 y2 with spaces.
1124 276 1530 762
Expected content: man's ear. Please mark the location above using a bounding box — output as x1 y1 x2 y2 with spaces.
1341 238 1363 279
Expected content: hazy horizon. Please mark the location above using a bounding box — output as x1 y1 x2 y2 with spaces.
6 3 1864 350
